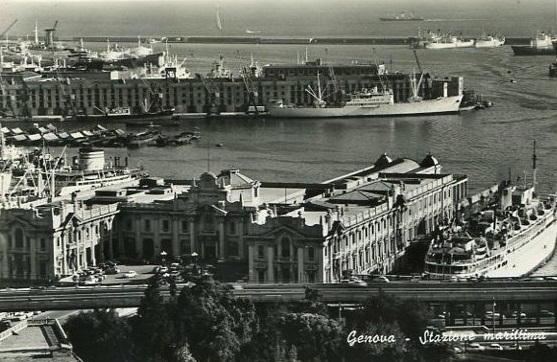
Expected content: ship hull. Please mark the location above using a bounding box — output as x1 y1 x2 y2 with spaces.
74 110 174 123
511 46 556 56
425 41 475 49
474 40 505 48
268 95 463 118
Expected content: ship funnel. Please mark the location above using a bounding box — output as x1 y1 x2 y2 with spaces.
79 148 105 171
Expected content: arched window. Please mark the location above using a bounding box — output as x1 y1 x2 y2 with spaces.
15 228 24 249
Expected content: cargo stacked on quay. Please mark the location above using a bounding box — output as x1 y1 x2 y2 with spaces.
0 57 464 120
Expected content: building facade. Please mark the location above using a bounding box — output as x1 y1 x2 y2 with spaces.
115 169 263 263
243 153 468 283
0 200 118 282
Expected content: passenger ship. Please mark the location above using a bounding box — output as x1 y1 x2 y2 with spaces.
424 147 557 279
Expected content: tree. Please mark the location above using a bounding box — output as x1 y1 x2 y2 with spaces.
175 276 257 362
133 274 176 361
278 312 343 362
64 309 136 362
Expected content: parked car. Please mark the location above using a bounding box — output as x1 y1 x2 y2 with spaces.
488 343 503 350
510 311 527 318
123 271 137 278
539 309 555 317
484 311 505 320
468 343 485 351
371 276 390 283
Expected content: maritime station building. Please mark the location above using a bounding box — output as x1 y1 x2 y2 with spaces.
113 153 467 283
0 58 463 117
0 153 468 284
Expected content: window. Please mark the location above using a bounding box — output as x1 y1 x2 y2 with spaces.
15 229 24 248
258 245 265 258
228 242 239 257
258 269 265 283
126 219 133 230
229 221 236 235
144 219 151 232
40 238 46 252
308 247 315 261
281 237 290 258
162 220 170 232
181 240 191 255
181 220 188 233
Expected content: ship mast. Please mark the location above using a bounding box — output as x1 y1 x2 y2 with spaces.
532 140 537 190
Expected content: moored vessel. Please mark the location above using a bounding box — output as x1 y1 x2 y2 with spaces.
424 143 557 279
422 32 475 49
511 31 556 55
474 34 505 48
268 71 462 118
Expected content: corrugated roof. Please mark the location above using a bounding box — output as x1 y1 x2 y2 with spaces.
42 133 59 141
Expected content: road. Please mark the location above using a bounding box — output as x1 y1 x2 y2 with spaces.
0 280 556 311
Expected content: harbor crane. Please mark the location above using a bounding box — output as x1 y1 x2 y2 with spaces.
1 19 18 40
45 20 58 49
196 73 221 115
236 51 262 115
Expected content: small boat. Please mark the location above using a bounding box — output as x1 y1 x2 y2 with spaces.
550 60 557 77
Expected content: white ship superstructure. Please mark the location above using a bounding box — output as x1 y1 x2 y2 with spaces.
424 145 557 279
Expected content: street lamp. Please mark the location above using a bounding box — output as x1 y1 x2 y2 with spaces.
160 251 168 266
191 252 200 275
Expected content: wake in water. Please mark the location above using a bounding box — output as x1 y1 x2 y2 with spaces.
425 18 492 21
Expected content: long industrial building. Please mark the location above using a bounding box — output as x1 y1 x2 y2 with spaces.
0 58 463 117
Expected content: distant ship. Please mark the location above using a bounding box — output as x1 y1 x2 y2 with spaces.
379 12 424 21
424 144 557 279
419 31 475 49
511 31 556 55
268 73 462 118
474 34 505 48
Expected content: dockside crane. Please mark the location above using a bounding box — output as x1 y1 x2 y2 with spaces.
236 51 262 115
45 20 58 49
196 73 221 115
412 49 430 99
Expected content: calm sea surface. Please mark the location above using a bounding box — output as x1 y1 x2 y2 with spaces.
3 0 557 274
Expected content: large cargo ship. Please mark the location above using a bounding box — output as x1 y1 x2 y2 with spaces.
511 31 556 55
424 145 557 279
268 73 462 118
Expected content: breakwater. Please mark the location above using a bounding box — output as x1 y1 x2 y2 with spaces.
56 36 532 46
